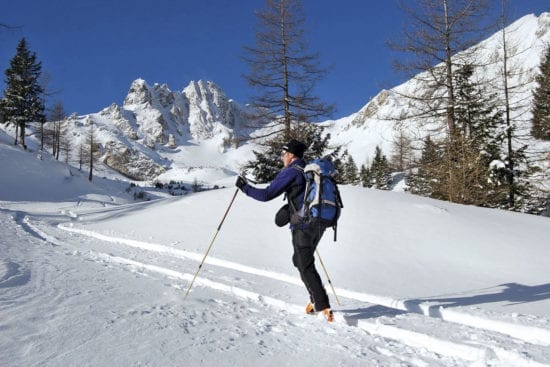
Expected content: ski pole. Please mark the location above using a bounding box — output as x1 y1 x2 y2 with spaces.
316 249 341 306
183 188 239 301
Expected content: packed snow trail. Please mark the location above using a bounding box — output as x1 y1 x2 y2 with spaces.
1 211 464 367
10 212 550 367
56 221 550 347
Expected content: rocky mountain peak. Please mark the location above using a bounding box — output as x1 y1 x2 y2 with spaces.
123 78 152 106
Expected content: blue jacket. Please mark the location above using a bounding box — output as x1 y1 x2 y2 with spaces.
242 159 306 212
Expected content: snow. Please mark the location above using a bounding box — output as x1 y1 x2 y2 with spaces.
2 13 550 366
2 128 550 367
327 13 550 171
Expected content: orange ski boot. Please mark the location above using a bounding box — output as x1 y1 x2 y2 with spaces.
321 308 334 322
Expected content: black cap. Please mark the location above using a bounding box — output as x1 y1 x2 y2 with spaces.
282 139 307 159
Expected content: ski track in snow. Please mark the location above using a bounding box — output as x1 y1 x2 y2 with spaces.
14 214 550 367
56 222 550 347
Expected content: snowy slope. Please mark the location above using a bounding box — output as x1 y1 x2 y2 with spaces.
325 13 550 168
2 12 550 367
2 137 550 366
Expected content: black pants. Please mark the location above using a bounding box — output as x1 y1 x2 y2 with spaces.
291 223 330 311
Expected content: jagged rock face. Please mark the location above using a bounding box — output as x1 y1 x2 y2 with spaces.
352 90 391 126
123 79 153 106
185 80 238 138
73 78 251 180
103 141 165 181
122 78 246 146
100 103 138 140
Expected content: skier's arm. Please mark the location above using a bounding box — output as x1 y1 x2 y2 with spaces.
242 168 296 202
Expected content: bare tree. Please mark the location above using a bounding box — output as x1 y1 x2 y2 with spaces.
59 122 72 164
479 0 545 212
388 0 495 202
389 0 493 132
391 128 414 171
43 101 66 159
84 119 100 182
242 0 334 141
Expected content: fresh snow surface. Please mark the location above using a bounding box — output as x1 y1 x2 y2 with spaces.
2 132 550 367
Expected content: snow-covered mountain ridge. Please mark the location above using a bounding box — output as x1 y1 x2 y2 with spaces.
62 78 252 180
11 12 550 184
325 13 550 168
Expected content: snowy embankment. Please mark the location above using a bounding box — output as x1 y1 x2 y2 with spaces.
2 135 550 366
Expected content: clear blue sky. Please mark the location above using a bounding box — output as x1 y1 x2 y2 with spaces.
1 1 547 119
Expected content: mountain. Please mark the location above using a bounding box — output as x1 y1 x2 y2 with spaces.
327 13 550 175
2 13 550 366
21 13 550 184
63 79 252 181
120 79 249 145
324 13 550 169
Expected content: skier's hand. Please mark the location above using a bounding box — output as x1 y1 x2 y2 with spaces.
235 176 247 190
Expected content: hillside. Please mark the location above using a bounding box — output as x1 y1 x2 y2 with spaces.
10 13 546 188
1 132 550 366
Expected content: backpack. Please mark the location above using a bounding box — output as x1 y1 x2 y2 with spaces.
291 158 344 241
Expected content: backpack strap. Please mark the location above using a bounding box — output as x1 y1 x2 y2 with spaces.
286 165 305 213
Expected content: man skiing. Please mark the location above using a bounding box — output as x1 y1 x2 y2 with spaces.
235 139 333 322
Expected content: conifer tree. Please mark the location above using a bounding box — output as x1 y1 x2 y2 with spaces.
243 123 338 182
391 128 413 172
242 0 334 141
241 0 339 182
359 164 371 188
388 0 492 201
2 38 45 149
531 45 550 140
342 154 359 185
451 63 507 206
369 146 392 190
407 136 443 198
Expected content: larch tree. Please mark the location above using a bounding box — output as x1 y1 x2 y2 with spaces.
242 0 336 181
242 0 334 141
388 0 493 202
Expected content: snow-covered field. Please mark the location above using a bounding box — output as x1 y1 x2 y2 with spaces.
2 131 550 367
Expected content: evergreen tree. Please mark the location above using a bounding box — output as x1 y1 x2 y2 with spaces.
407 136 443 198
2 38 45 149
0 98 5 124
342 154 359 185
369 146 392 190
359 164 371 188
451 63 508 206
531 45 550 140
243 123 339 182
388 0 492 202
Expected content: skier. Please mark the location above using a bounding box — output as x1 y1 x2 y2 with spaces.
235 139 333 322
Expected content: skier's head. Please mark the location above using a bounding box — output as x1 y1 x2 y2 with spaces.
282 139 307 159
281 139 307 167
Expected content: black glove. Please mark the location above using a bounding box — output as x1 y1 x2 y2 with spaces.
235 176 247 190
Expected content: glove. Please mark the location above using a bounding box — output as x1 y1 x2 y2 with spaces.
235 175 247 190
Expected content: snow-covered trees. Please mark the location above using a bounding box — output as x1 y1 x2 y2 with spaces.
531 45 550 141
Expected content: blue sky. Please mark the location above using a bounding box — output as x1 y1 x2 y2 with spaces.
1 1 548 119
